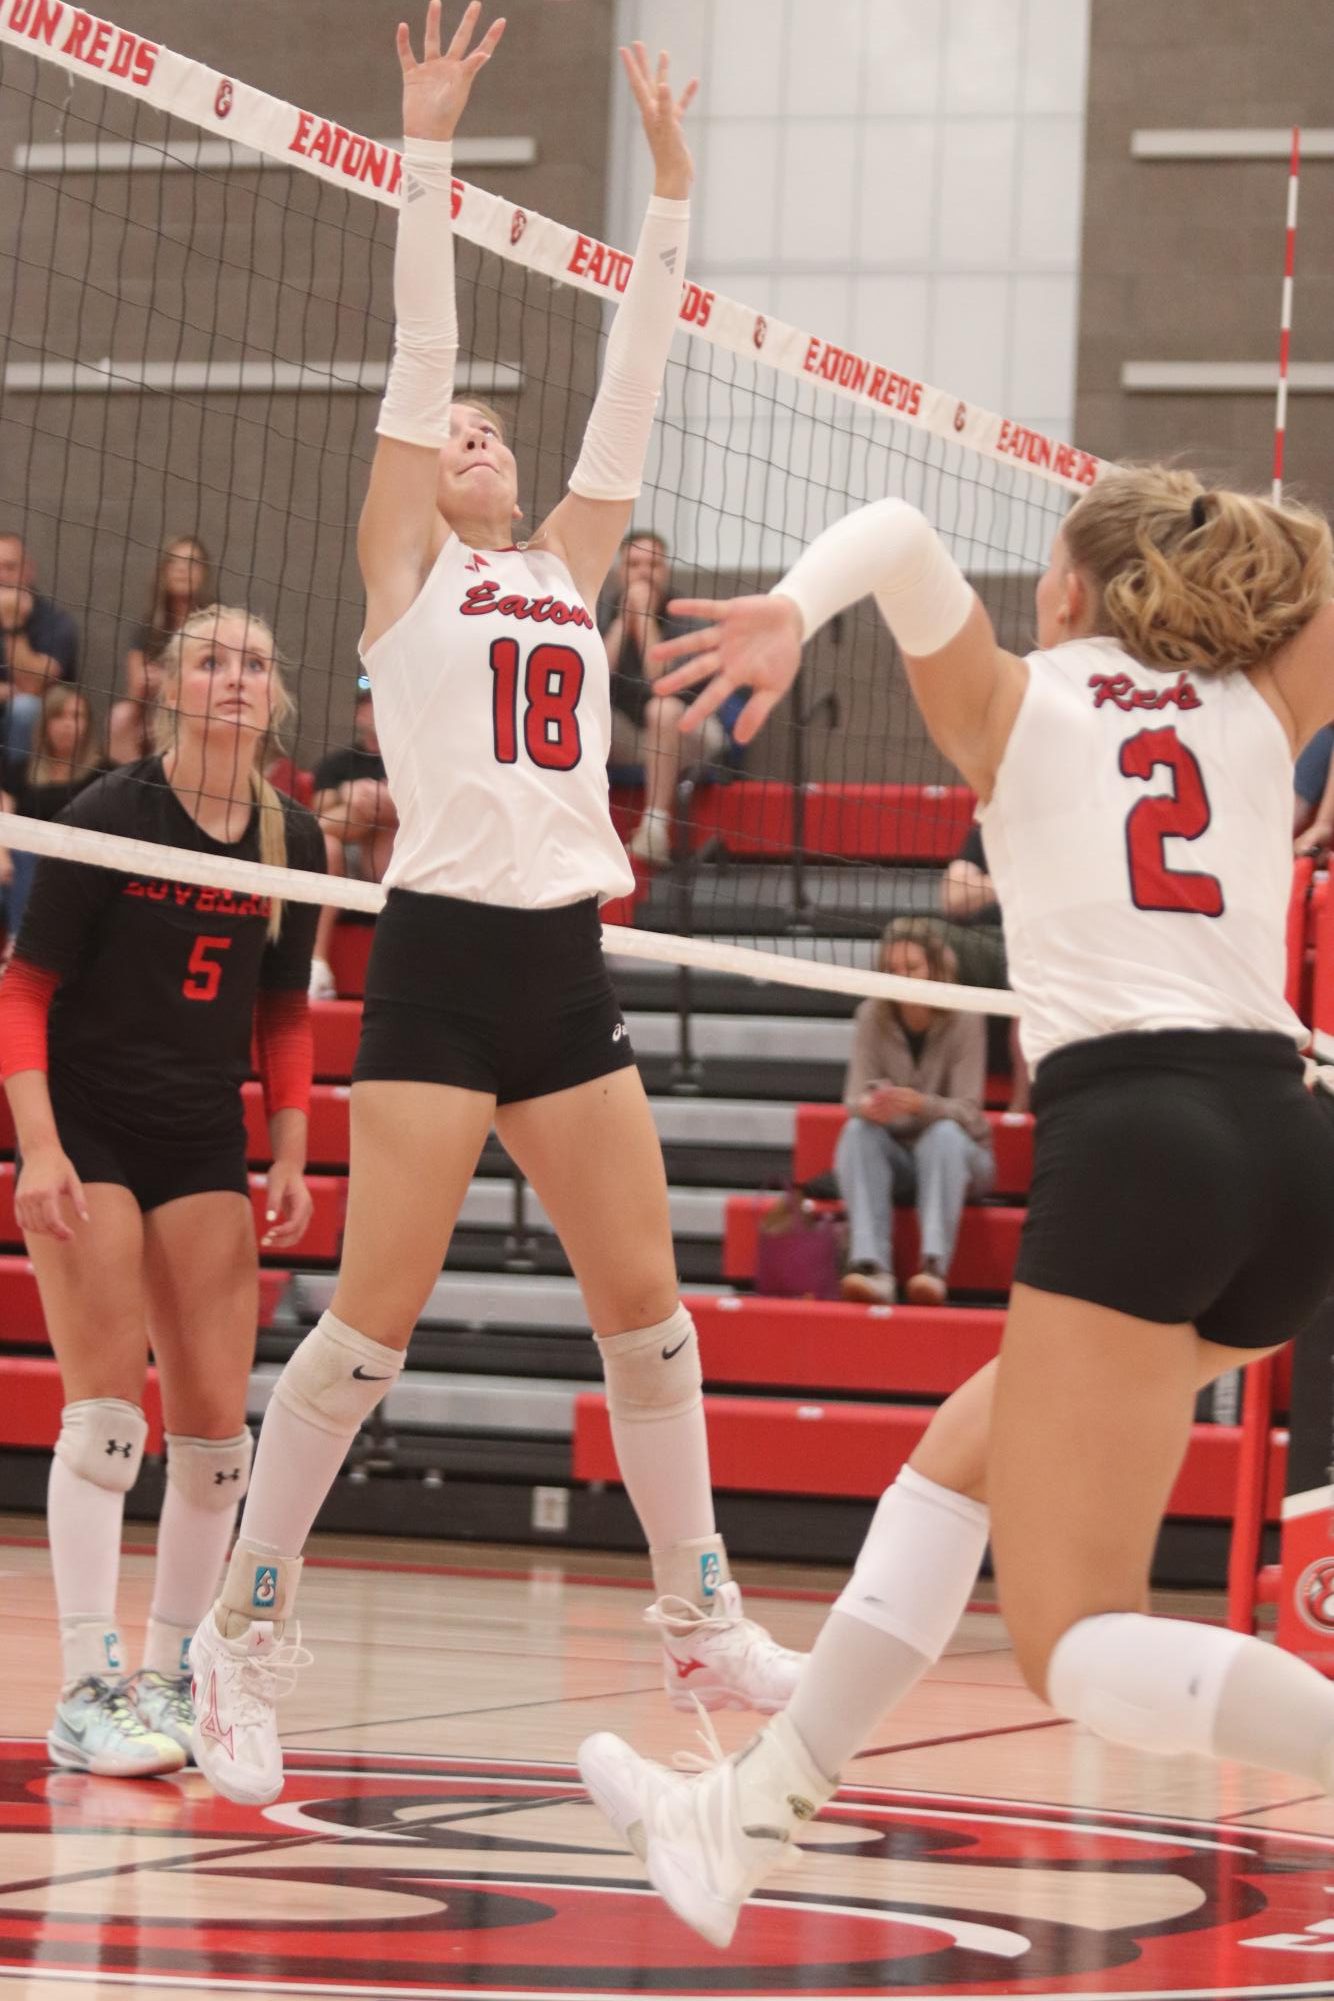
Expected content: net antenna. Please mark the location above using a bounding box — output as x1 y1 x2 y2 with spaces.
1272 126 1302 505
0 1 1097 1019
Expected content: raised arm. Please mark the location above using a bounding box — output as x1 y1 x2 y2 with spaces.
538 46 697 607
653 499 1028 797
358 1 504 648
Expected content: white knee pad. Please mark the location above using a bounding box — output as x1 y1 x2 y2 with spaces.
272 1310 404 1436
834 1464 989 1661
165 1429 253 1511
598 1305 702 1423
54 1399 147 1494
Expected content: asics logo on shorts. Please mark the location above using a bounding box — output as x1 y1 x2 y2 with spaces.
612 1022 626 1042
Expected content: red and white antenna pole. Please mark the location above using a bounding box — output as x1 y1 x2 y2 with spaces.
1272 125 1301 504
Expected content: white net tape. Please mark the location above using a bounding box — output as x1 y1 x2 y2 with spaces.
0 0 1085 1018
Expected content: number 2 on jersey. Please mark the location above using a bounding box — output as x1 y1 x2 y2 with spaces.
490 638 585 772
1119 725 1224 917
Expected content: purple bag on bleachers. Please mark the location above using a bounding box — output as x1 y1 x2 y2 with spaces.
753 1190 842 1301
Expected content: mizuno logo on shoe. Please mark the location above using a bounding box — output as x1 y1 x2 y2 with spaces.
786 1793 816 1820
674 1657 708 1679
661 1336 688 1360
199 1673 234 1759
352 1366 390 1380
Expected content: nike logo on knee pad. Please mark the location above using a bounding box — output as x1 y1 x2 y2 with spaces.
661 1337 689 1361
352 1366 391 1381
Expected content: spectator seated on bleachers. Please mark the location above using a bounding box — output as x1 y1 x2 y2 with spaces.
264 749 315 810
107 534 212 767
0 685 105 949
838 916 994 1308
601 528 742 867
308 681 395 999
0 530 80 762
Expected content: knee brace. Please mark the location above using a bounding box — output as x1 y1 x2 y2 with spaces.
598 1305 702 1423
834 1465 989 1661
53 1399 147 1494
165 1429 253 1511
272 1310 404 1436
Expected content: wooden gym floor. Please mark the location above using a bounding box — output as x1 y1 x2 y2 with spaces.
5 1521 1334 1999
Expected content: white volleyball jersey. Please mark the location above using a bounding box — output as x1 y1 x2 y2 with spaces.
360 538 634 908
980 635 1303 1068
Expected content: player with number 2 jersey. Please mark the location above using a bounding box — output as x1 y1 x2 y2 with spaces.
573 466 1334 1953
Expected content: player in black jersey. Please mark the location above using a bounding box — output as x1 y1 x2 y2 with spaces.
0 604 323 1776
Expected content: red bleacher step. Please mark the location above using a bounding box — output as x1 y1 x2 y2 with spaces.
0 1165 343 1263
793 1105 1034 1193
723 1194 1025 1291
0 1357 165 1451
244 1082 350 1166
609 781 974 863
573 1392 1287 1520
692 1295 1003 1395
0 1256 291 1349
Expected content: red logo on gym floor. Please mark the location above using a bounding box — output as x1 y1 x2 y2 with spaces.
4 1743 1334 1995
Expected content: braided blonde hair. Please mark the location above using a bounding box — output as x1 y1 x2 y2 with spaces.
1062 465 1334 676
153 604 294 942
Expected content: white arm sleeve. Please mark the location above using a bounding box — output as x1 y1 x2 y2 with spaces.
568 196 689 502
375 138 458 450
773 498 976 660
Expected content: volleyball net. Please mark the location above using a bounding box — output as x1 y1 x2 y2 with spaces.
0 4 1096 1014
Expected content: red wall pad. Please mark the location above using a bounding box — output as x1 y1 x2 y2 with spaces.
573 1392 1287 1519
723 1195 1026 1292
793 1106 1033 1195
0 1357 164 1451
690 1296 1003 1395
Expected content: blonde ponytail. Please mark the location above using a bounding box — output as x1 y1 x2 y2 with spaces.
1063 465 1333 676
249 766 288 943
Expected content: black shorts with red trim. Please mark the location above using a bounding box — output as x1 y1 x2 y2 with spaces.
33 1087 249 1215
352 888 635 1105
1015 1028 1334 1348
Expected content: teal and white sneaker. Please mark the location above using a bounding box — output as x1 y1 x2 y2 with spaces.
125 1668 195 1760
48 1676 186 1777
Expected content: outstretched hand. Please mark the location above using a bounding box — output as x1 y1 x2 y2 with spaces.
399 0 506 144
619 42 697 201
651 594 806 743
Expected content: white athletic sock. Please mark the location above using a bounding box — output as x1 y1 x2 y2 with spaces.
600 1314 717 1557
1049 1612 1334 1790
786 1466 990 1778
237 1315 403 1560
144 1480 239 1675
788 1615 928 1780
47 1455 125 1685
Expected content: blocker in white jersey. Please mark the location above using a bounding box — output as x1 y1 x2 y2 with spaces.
361 537 633 910
581 471 1334 1960
980 634 1303 1071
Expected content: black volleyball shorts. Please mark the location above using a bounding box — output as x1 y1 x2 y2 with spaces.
352 888 636 1106
1015 1028 1334 1348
